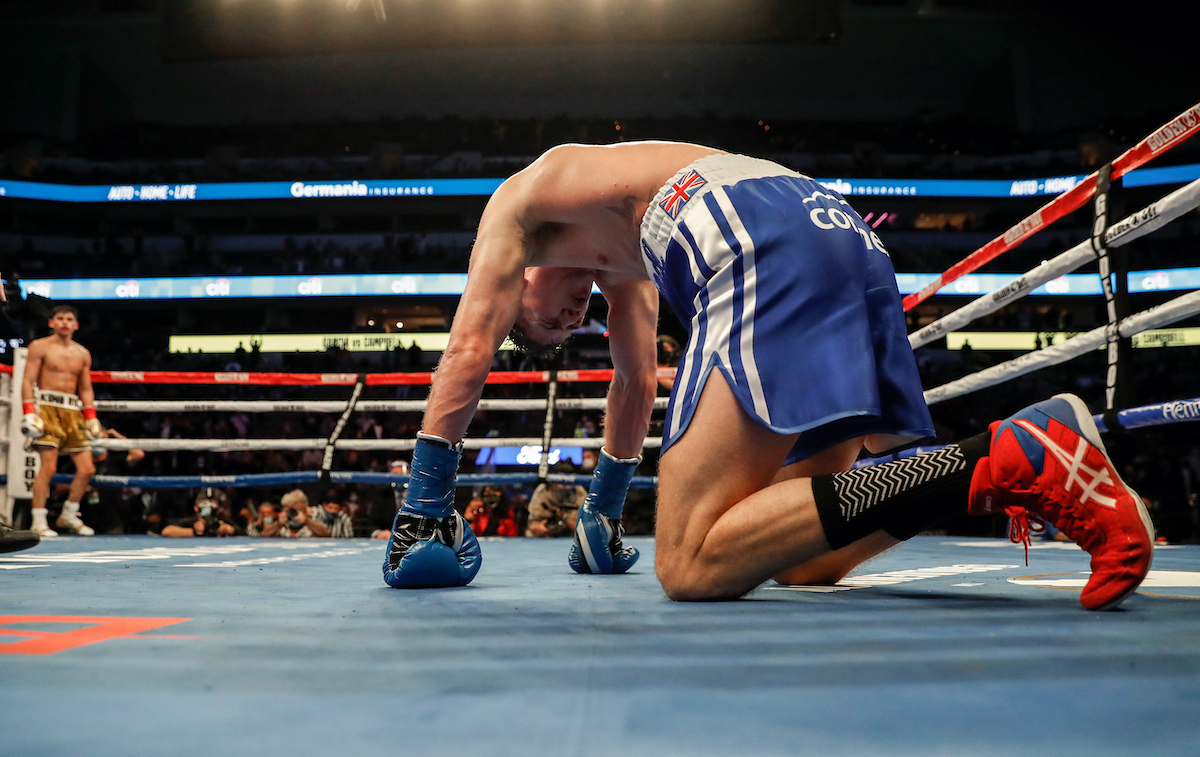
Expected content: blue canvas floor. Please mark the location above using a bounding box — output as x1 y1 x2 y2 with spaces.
3 535 1199 756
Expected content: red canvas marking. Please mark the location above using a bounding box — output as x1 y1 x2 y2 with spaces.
0 615 191 655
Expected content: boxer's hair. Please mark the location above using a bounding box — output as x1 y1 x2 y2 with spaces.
506 324 569 360
49 304 79 319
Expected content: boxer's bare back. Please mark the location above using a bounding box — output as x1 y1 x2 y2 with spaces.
422 141 723 445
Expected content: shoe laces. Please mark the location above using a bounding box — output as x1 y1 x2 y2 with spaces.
1004 505 1046 565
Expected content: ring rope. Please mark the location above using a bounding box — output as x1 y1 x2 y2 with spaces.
73 367 677 386
854 395 1200 468
92 436 665 452
10 397 1195 487
908 176 1200 349
903 100 1200 311
923 288 1200 405
93 398 670 413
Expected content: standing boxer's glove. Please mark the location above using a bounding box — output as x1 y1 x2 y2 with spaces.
20 402 45 439
83 406 103 439
382 432 482 588
568 448 640 574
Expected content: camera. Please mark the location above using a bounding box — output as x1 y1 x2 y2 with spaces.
197 500 221 536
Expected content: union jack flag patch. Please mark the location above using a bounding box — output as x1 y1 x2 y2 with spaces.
658 170 708 220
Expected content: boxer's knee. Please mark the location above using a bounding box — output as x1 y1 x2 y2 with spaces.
74 457 95 479
655 541 747 601
35 453 58 479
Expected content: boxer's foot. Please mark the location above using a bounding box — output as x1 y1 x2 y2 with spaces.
969 394 1153 610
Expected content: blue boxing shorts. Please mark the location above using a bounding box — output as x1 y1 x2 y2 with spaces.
640 153 934 466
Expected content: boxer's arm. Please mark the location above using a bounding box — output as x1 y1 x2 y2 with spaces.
421 179 531 442
76 348 96 407
21 341 43 403
77 349 102 437
598 278 659 459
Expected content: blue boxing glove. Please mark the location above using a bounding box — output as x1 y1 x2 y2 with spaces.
382 432 482 589
568 448 640 574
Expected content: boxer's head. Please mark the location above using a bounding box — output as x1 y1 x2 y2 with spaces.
48 305 79 338
510 266 595 352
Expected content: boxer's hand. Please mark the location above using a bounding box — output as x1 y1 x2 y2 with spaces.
21 412 45 439
383 510 482 588
83 407 103 439
569 505 638 574
568 448 640 574
382 433 482 588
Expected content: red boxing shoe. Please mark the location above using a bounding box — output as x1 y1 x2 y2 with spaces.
968 394 1153 610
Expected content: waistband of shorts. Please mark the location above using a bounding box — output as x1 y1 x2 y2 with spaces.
36 389 82 410
640 153 801 259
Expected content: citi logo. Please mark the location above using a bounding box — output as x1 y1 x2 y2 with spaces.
1140 271 1171 291
298 277 323 295
390 277 418 294
115 280 140 298
206 278 231 296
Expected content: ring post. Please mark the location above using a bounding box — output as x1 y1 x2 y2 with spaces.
6 349 41 527
0 369 9 525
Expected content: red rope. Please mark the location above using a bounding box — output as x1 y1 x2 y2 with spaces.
74 366 678 386
903 101 1200 312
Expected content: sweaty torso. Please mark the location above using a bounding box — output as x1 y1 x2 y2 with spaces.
32 337 89 394
523 142 726 285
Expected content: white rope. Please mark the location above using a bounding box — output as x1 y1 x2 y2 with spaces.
909 177 1200 349
93 397 670 413
97 436 664 452
924 288 1200 405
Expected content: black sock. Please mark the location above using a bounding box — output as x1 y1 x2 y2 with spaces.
811 431 990 550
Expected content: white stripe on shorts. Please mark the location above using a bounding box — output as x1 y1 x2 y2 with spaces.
711 187 771 424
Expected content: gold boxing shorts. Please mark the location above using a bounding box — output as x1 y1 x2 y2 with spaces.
34 389 91 453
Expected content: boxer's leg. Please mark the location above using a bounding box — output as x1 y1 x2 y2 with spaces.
30 447 60 537
769 439 901 587
56 448 96 535
655 372 825 601
656 371 987 601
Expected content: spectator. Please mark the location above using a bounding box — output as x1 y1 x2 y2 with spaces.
246 502 282 537
279 489 353 538
370 459 408 539
526 462 586 537
463 496 490 535
79 428 147 534
161 489 239 538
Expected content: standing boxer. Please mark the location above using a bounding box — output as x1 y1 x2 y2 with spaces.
21 305 101 537
383 142 1152 611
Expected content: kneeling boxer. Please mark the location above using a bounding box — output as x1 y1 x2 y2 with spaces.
383 142 1152 611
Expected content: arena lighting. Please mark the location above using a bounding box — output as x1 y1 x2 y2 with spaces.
162 0 840 61
2 163 1197 204
20 267 1200 302
946 327 1200 351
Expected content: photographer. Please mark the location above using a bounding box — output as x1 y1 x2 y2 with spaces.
278 489 353 538
161 489 239 538
525 461 587 538
245 502 282 538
